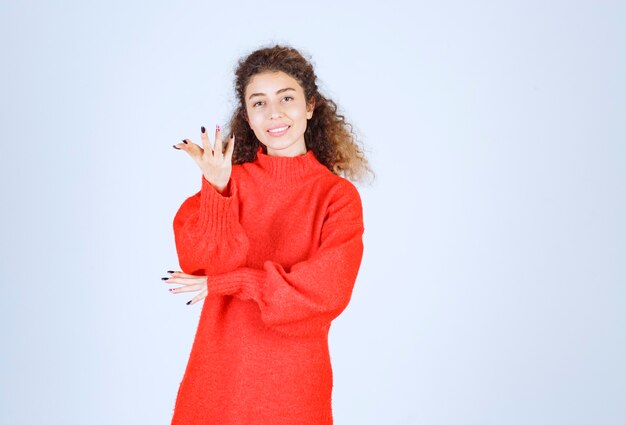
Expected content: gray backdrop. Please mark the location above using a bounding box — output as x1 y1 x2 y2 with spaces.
1 1 624 424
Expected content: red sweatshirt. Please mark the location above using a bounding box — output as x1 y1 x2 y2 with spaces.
169 146 365 425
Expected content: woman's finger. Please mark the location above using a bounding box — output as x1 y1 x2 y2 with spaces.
214 124 223 158
164 276 205 285
200 126 212 153
176 139 202 156
169 283 205 294
187 288 208 305
225 134 235 162
168 271 201 278
173 138 190 150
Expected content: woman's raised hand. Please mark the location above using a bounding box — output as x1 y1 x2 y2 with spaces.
173 125 235 193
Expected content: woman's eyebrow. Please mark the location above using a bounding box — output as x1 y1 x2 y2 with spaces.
248 87 296 100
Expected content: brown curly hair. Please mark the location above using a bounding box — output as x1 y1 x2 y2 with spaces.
224 44 374 183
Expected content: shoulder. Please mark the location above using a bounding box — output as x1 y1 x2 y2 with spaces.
319 174 363 225
321 172 362 203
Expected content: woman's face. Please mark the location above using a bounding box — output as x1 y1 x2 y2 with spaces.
244 71 314 157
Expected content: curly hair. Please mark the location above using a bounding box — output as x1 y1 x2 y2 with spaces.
224 44 374 184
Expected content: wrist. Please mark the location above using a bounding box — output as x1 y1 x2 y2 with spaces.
203 177 228 195
214 183 228 195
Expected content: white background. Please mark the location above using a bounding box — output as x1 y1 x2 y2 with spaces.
1 1 624 424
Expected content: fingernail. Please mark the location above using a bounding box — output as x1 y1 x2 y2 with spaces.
172 145 180 150
216 124 221 132
201 126 206 133
169 288 175 292
161 277 169 281
167 270 175 274
186 300 192 305
182 139 188 144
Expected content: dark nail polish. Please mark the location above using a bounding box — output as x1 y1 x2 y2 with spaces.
182 139 188 144
186 300 192 305
201 126 206 133
172 145 180 150
161 277 169 281
167 270 175 274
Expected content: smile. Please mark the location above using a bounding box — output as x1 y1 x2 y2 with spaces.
267 125 290 136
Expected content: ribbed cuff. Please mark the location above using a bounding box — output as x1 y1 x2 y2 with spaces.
197 176 237 233
207 267 266 299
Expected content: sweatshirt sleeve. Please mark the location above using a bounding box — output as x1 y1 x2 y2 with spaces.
204 181 365 337
173 175 250 276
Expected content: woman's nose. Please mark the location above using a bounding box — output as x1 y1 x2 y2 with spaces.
267 101 283 118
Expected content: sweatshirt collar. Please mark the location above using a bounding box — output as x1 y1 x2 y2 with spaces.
253 146 326 181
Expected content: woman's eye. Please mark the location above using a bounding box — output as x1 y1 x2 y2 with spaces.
253 101 264 107
283 96 294 102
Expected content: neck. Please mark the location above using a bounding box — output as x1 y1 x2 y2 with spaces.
264 145 307 158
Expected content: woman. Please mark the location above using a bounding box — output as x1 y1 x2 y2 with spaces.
164 44 373 425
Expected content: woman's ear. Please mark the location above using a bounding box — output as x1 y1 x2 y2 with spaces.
306 97 315 120
241 108 249 123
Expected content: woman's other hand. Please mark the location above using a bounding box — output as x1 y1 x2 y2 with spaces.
173 125 235 193
162 271 208 305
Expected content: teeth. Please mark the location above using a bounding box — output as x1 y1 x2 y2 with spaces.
268 126 289 133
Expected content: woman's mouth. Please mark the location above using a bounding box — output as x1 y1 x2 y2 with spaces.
267 125 290 137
